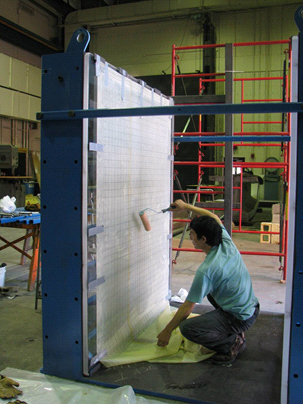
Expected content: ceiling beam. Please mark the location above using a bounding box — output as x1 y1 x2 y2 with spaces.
39 0 77 17
0 16 63 56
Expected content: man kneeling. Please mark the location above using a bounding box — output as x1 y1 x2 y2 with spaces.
157 199 259 365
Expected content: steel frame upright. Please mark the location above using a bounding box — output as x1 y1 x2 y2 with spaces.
287 8 303 402
40 30 90 380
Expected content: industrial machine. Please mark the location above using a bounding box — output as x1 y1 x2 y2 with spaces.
0 145 18 174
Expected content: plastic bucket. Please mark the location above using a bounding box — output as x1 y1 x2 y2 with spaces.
0 264 6 287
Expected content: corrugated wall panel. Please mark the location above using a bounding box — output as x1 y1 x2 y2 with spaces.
28 65 41 97
0 53 11 88
0 54 40 121
0 87 13 117
11 58 28 93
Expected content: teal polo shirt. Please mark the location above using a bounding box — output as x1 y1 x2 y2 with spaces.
187 225 259 320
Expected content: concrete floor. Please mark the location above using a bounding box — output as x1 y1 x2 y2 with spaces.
0 227 43 373
0 222 287 402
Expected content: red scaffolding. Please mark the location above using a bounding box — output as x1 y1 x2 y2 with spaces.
172 39 292 280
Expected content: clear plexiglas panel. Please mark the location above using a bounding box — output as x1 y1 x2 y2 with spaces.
84 55 173 368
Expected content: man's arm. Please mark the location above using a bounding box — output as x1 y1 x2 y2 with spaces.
171 199 222 225
157 300 196 347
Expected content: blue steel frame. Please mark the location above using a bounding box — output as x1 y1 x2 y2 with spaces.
40 30 90 380
39 7 303 402
288 7 303 404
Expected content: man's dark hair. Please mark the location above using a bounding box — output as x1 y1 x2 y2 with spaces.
190 216 222 247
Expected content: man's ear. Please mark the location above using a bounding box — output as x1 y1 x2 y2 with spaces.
201 235 207 243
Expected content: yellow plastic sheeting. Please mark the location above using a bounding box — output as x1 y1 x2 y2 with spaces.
101 306 215 368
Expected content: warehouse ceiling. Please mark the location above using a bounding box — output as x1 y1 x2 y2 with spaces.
38 0 303 15
78 0 150 9
36 0 151 15
0 0 159 56
0 0 301 56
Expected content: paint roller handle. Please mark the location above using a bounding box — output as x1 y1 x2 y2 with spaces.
161 206 177 213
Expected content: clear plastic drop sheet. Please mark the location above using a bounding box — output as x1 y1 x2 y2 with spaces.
93 61 173 359
0 368 181 404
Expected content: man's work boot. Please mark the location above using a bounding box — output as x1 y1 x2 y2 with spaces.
211 334 246 365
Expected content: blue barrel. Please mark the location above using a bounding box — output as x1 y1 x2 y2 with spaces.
24 182 35 194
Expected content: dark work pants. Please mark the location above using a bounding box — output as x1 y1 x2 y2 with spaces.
179 294 260 354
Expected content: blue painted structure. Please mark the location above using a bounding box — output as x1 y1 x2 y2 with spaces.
288 6 303 404
38 101 301 121
39 7 303 402
40 29 90 380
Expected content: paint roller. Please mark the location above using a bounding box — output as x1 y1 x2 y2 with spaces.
139 206 175 231
139 211 152 231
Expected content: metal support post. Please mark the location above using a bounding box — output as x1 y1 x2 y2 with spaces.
40 29 90 380
224 44 233 235
287 6 303 403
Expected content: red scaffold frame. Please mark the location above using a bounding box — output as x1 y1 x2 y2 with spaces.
172 39 292 280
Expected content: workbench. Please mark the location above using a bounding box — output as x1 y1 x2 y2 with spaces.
0 209 40 291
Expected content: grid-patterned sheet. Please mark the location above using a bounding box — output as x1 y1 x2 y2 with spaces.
94 61 173 358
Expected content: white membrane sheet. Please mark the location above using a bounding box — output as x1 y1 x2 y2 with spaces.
0 368 177 404
94 61 173 358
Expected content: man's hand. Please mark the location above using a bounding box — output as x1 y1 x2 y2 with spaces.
0 376 22 399
157 300 195 347
157 328 172 347
171 199 188 211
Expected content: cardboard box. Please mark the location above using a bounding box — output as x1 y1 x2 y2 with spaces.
272 213 280 223
272 204 280 214
271 223 280 244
